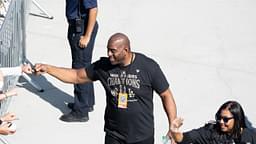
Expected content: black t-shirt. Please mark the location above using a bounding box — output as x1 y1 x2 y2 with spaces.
86 53 169 143
179 123 256 144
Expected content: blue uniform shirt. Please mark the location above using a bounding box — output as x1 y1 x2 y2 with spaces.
66 0 97 20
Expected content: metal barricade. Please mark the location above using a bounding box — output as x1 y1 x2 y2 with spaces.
0 0 32 143
0 1 31 143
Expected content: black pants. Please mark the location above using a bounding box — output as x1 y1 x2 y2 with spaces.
67 19 98 116
105 133 154 144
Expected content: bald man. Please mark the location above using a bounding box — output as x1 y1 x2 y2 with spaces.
34 33 177 144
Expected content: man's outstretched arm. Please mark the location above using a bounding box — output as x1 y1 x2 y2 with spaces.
34 63 92 84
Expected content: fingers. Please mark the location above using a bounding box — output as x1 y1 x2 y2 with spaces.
22 64 33 74
79 36 88 48
8 113 17 119
173 117 183 127
170 117 184 133
33 63 46 75
5 89 18 97
79 41 87 48
2 112 17 121
171 137 177 144
0 123 16 135
79 42 87 48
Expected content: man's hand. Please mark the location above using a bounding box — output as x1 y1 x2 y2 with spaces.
167 117 184 143
79 35 90 48
170 117 183 133
33 63 48 75
167 130 177 144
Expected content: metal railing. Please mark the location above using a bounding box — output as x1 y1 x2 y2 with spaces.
0 0 31 143
0 0 50 142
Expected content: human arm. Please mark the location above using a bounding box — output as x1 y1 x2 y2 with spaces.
0 64 32 76
0 64 32 92
160 88 177 143
79 7 97 48
170 118 212 143
34 63 92 84
0 89 17 100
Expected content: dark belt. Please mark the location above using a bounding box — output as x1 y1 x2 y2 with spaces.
67 16 87 24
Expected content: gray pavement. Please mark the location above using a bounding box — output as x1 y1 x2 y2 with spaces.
3 0 256 143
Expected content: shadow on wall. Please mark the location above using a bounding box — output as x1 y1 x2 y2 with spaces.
17 74 73 114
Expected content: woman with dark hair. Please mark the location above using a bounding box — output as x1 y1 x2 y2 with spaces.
170 100 256 144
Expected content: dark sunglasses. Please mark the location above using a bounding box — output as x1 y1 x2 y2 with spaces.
216 116 234 123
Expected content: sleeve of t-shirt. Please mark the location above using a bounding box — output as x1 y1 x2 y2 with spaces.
83 0 97 9
243 128 256 143
86 61 98 81
253 131 256 143
151 63 169 94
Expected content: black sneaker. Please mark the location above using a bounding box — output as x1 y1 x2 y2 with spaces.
59 111 89 122
67 103 94 112
67 103 74 109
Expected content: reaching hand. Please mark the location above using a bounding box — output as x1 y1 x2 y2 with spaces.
0 89 18 100
1 112 17 122
167 117 184 143
33 63 48 75
0 122 16 135
22 64 33 74
166 130 177 144
5 89 18 97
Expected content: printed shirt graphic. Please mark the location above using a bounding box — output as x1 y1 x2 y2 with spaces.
86 53 169 143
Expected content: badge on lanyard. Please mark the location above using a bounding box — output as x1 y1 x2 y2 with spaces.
118 85 128 109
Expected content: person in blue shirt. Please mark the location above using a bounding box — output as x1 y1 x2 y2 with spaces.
63 0 98 122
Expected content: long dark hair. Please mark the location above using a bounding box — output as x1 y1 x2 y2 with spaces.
215 100 247 139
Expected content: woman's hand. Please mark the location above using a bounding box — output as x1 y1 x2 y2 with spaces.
0 122 16 135
1 112 17 122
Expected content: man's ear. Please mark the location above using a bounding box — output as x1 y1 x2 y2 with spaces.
124 46 129 53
